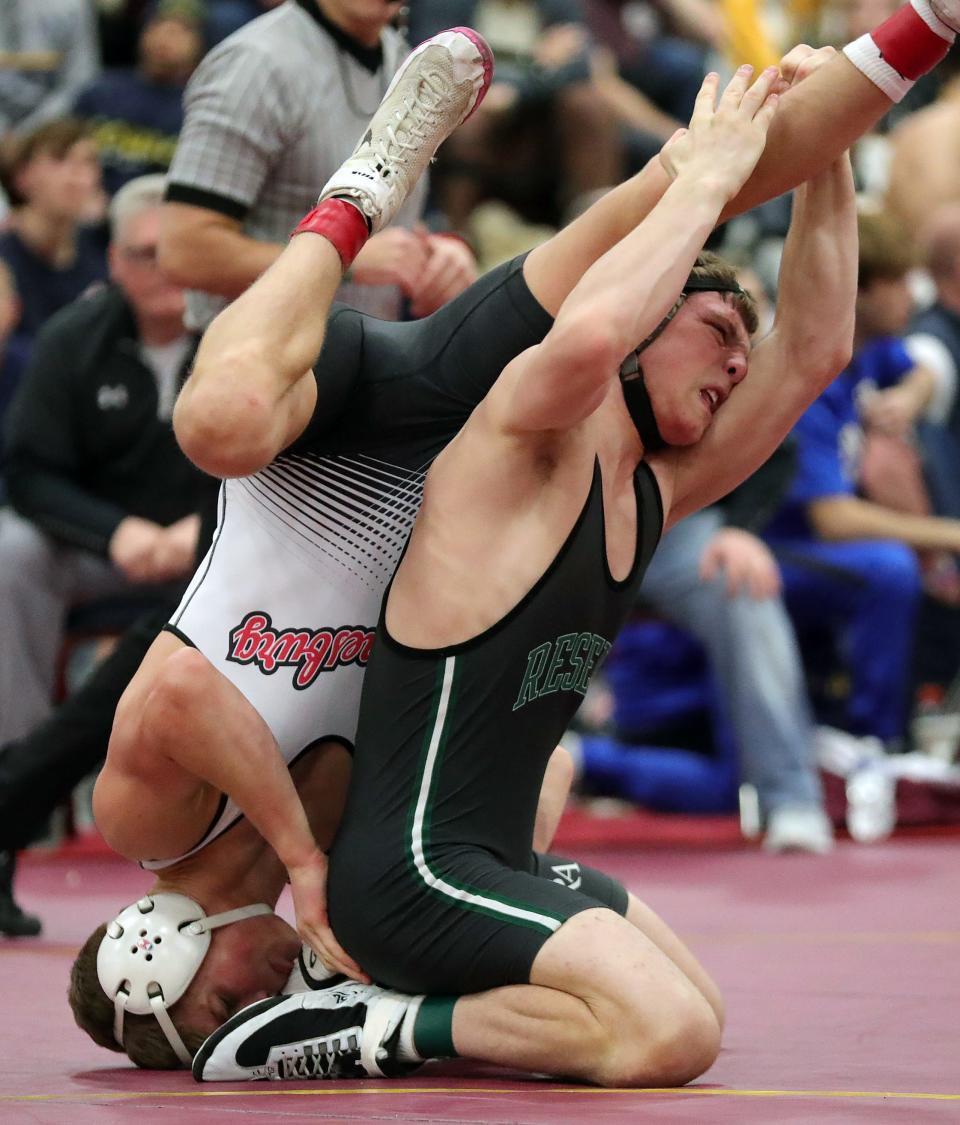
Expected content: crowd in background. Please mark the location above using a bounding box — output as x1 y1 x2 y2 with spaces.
2 0 960 923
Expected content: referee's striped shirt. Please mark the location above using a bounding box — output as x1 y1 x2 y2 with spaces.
166 0 427 330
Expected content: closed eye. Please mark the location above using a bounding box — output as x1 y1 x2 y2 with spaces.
707 318 734 345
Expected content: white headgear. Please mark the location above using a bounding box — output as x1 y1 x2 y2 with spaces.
97 893 272 1066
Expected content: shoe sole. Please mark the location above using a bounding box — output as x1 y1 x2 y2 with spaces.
192 994 287 1081
382 27 494 129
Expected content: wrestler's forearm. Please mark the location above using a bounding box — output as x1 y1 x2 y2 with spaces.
524 159 670 316
722 55 888 218
770 156 858 374
161 719 321 871
512 177 725 431
532 746 575 853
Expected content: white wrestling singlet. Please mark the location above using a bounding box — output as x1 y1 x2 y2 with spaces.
147 450 427 865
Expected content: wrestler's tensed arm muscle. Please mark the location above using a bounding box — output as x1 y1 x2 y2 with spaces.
495 69 777 437
662 155 857 526
97 639 367 981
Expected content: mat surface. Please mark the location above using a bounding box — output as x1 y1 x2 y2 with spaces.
3 837 958 1123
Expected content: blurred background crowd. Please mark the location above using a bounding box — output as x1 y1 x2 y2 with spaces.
3 0 960 936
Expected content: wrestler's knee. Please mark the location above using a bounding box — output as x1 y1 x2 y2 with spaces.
595 991 720 1088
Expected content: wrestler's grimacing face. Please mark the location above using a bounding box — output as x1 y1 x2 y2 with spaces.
638 294 751 445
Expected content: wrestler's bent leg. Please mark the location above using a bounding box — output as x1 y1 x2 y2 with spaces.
450 906 719 1086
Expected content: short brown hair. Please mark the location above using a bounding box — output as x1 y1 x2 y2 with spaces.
0 118 93 208
688 251 759 336
69 923 206 1069
857 210 915 289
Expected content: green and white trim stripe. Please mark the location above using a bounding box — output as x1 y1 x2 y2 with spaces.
408 656 563 936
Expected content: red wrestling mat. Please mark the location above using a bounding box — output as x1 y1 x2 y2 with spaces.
5 841 960 1123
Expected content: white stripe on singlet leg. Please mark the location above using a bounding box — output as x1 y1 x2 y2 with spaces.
408 656 562 935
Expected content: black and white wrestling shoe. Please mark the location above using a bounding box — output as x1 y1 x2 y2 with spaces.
192 981 420 1081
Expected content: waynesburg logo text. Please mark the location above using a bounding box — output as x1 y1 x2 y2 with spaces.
227 611 375 690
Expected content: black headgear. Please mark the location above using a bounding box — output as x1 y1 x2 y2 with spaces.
619 273 746 451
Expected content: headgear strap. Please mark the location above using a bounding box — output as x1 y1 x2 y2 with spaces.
619 273 747 450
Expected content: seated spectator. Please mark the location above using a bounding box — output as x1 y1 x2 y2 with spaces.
639 459 832 852
408 0 622 230
0 258 29 506
905 204 960 518
763 211 960 745
886 44 960 233
578 446 834 853
0 119 108 352
0 0 100 135
583 0 711 170
73 0 205 198
0 174 217 751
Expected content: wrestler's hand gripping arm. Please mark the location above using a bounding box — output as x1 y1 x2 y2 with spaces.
492 67 780 436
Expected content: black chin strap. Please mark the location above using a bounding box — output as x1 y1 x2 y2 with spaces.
619 275 746 450
619 348 668 452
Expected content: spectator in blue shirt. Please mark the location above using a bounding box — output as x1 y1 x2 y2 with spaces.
764 211 960 743
0 119 108 355
73 0 205 198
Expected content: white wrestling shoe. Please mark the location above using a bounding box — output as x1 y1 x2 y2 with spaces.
192 982 420 1081
763 805 835 855
318 27 494 233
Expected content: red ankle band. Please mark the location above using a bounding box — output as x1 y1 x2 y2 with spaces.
292 199 368 270
873 4 952 80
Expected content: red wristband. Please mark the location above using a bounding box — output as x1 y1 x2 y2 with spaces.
873 3 952 80
292 199 369 270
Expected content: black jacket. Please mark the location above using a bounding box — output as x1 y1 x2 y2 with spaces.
3 284 213 556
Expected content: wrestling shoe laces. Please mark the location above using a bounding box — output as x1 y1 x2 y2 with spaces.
276 1028 364 1080
318 28 493 233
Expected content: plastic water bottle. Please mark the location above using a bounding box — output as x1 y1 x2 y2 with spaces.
845 759 896 843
